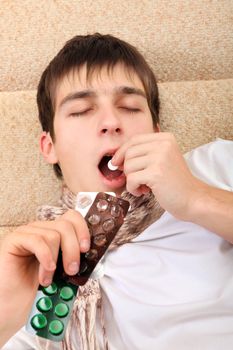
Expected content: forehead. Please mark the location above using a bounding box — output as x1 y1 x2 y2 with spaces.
54 63 145 107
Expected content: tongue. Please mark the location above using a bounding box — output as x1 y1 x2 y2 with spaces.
100 162 123 180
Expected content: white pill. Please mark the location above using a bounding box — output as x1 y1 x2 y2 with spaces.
108 159 118 171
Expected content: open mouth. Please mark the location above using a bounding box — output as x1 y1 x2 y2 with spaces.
98 155 123 180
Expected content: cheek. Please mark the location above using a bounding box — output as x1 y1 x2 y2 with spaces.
54 122 78 149
128 116 154 134
55 132 92 166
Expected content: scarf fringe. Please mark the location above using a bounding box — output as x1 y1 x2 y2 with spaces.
63 281 105 350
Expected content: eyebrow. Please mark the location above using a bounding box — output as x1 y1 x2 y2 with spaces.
59 90 96 108
116 86 146 98
58 85 146 109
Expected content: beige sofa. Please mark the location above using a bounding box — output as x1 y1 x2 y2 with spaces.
0 0 233 238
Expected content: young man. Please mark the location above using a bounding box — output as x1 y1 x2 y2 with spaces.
1 34 233 350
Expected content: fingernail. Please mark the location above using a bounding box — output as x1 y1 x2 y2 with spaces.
43 277 52 286
80 240 90 251
48 261 56 271
111 156 117 164
68 261 79 274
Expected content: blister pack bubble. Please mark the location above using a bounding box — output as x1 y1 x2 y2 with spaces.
26 192 129 342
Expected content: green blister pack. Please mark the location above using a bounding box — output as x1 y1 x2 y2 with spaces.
26 192 129 342
26 279 78 342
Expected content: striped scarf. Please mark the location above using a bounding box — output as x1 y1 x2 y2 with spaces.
36 185 164 350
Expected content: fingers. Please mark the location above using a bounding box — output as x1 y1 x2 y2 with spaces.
126 169 151 196
112 133 162 166
55 210 90 274
6 232 56 287
111 136 153 196
18 225 61 265
112 132 180 197
59 210 90 252
16 209 90 280
123 153 149 176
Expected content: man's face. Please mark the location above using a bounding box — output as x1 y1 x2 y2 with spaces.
41 63 157 195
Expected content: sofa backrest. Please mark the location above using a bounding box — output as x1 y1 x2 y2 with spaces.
0 0 233 231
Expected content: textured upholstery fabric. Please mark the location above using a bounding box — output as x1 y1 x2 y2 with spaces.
1 0 233 89
0 0 233 232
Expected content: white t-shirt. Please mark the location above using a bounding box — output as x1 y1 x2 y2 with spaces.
2 139 233 350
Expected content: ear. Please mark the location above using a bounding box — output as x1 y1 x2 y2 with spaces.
40 131 58 164
154 123 160 132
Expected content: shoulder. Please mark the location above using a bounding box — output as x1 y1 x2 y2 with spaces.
184 139 233 190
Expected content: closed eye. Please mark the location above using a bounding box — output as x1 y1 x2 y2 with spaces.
120 107 141 114
69 109 92 117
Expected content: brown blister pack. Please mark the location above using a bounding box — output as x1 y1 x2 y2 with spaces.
55 192 129 286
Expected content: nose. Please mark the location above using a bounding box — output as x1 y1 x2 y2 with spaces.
98 108 122 135
101 126 121 135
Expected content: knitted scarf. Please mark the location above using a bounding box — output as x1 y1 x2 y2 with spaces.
35 185 164 350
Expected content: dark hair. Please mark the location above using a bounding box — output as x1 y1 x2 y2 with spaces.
37 33 160 178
